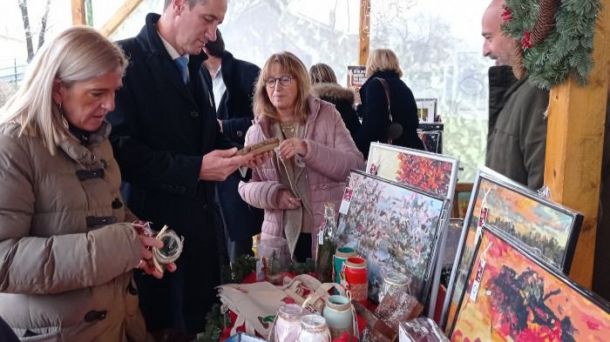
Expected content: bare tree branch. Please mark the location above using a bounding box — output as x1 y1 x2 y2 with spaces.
17 0 34 61
38 0 52 49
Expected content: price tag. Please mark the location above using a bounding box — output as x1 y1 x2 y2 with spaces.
255 259 264 282
475 207 489 242
339 186 353 215
469 259 486 302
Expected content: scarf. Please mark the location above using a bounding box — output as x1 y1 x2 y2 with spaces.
272 122 314 258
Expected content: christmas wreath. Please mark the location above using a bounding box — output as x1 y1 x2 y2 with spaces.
502 0 602 89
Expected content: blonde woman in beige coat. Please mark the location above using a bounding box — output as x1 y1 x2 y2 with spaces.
0 27 172 341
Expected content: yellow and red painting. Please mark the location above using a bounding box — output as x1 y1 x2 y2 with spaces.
451 227 609 342
445 169 582 332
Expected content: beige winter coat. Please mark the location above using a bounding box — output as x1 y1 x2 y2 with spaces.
0 121 148 341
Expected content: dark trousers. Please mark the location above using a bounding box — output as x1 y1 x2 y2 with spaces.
226 236 254 263
294 233 312 263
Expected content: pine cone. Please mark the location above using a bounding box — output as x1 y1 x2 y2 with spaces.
530 0 559 46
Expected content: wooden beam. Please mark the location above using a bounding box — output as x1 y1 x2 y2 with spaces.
100 0 143 37
359 0 371 65
71 0 86 25
544 0 610 288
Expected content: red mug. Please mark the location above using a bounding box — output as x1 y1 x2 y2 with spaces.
341 256 368 303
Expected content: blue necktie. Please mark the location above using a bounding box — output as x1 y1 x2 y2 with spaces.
175 56 189 84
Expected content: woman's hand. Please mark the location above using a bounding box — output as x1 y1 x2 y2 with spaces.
245 150 272 169
277 188 301 209
134 224 177 279
278 138 307 160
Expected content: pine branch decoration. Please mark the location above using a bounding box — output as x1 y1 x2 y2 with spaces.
503 0 601 89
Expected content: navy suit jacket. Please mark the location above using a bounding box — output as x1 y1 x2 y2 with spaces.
108 13 231 332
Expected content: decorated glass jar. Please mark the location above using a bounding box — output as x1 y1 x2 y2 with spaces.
379 270 411 302
333 246 356 284
342 256 368 303
322 295 355 339
296 314 331 342
273 303 304 342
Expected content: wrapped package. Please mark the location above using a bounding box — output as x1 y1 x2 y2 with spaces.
398 318 448 342
375 290 423 331
353 301 396 342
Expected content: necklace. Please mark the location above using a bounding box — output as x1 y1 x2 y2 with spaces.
280 122 298 138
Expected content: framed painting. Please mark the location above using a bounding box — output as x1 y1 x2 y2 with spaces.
366 142 458 316
415 98 437 123
440 219 464 286
366 142 458 200
336 170 447 303
417 129 442 154
450 225 610 341
441 167 583 331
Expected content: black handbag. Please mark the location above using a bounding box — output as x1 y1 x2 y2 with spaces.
376 77 403 144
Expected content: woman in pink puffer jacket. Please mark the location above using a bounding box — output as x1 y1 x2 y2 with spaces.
238 52 364 261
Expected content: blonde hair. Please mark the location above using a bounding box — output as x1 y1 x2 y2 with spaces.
309 63 337 84
253 51 311 123
0 26 127 155
365 48 403 78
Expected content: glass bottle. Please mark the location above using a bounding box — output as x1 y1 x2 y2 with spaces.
316 203 337 282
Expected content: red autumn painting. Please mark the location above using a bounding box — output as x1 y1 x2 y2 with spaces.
366 144 455 198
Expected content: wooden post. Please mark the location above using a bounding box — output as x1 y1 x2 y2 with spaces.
544 0 610 288
100 0 143 37
359 0 371 65
71 0 86 25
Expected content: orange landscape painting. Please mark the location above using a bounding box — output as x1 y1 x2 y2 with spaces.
445 170 582 331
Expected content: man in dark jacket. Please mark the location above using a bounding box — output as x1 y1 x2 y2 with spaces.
107 0 258 340
483 0 549 190
202 30 263 262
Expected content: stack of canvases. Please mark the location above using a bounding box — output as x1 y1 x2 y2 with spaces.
334 143 460 338
438 167 610 341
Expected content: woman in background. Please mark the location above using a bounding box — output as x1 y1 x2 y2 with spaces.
0 27 170 341
239 52 363 262
356 48 424 158
309 63 362 148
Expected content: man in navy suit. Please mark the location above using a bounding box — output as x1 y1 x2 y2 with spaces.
108 0 261 340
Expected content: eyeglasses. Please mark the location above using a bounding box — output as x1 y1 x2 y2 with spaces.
265 75 293 88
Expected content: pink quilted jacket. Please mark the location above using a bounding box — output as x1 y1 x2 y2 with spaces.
238 96 364 252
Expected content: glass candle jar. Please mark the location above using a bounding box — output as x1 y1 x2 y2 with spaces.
333 246 356 284
322 295 354 339
342 256 368 303
273 303 304 342
296 314 331 342
379 270 411 302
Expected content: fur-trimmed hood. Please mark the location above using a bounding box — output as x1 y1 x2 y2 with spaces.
312 83 355 106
